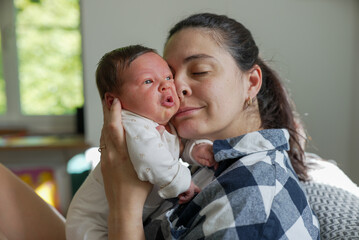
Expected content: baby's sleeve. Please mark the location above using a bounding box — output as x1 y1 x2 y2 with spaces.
182 139 214 165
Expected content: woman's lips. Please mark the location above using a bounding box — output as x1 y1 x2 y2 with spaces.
175 107 203 118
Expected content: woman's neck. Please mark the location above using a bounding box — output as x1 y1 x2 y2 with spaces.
209 108 263 141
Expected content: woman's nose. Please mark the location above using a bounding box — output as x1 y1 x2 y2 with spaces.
175 77 191 100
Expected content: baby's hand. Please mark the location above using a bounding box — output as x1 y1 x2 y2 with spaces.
178 181 200 204
192 143 218 170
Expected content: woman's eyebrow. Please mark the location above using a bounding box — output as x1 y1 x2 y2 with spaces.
184 54 214 63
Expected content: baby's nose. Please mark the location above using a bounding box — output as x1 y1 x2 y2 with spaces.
159 81 171 92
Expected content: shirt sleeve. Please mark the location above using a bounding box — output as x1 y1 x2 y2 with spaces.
124 118 191 199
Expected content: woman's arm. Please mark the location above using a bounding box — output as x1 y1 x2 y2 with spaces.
0 164 65 240
100 98 152 240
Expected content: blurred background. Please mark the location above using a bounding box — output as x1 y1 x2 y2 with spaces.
0 0 358 214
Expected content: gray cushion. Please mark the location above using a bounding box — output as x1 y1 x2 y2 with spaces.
302 181 359 239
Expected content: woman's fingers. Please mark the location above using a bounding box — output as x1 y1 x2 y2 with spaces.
101 98 124 151
101 99 109 147
109 98 122 123
102 99 110 124
108 98 126 147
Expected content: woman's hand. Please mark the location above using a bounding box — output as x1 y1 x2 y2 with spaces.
100 98 152 239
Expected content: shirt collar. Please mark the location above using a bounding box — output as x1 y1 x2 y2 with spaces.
213 129 290 162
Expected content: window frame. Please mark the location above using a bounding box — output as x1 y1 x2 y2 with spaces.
0 0 80 134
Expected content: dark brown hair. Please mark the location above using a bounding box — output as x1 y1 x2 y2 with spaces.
166 13 308 181
96 45 157 99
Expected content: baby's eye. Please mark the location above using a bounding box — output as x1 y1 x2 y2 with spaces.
165 76 171 81
144 79 153 84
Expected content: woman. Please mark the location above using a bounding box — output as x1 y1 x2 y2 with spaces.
100 13 320 239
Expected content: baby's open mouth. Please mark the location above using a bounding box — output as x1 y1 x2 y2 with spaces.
166 96 174 103
162 95 175 107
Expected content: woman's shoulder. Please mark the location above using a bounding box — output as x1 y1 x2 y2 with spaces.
197 155 318 238
211 128 299 201
213 146 291 188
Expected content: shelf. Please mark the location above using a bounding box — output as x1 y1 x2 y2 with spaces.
0 135 90 151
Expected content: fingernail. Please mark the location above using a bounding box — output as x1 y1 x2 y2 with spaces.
113 98 119 104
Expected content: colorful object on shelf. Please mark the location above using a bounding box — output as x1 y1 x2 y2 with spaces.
11 167 60 211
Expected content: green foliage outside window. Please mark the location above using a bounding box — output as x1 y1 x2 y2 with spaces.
0 34 6 114
15 0 83 115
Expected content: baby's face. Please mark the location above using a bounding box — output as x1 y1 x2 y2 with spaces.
119 52 180 125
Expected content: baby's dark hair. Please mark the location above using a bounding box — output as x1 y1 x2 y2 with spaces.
167 13 309 181
96 45 157 99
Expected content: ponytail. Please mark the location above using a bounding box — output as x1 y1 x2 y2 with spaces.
257 59 308 181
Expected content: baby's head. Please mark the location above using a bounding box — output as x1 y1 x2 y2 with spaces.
96 45 179 125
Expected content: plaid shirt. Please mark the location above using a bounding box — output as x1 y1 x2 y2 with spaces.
145 129 320 239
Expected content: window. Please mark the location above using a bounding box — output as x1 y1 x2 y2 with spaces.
0 0 83 133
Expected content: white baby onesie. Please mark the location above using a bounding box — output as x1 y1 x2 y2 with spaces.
122 110 191 198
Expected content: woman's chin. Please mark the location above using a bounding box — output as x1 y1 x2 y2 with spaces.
177 125 204 139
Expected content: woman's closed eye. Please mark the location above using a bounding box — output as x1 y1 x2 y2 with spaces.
192 71 209 75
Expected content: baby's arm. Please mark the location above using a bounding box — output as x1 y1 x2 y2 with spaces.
125 120 191 199
182 139 218 169
156 125 201 204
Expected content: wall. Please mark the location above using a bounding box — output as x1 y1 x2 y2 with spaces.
350 2 359 184
81 0 359 183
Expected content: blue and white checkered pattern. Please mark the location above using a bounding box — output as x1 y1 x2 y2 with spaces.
145 129 320 239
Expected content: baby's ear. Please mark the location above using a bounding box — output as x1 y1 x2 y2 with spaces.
104 92 116 109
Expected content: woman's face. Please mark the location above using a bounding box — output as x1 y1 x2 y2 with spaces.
164 28 250 141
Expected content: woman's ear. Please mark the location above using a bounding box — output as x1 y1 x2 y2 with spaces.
247 64 262 98
104 92 116 109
